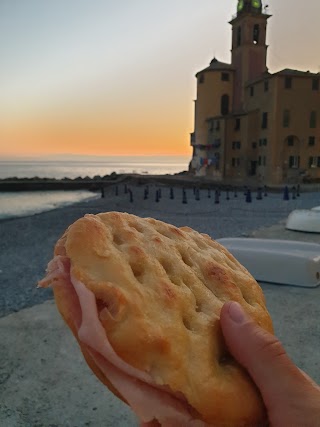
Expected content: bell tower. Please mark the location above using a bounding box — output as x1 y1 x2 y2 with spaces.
230 0 271 111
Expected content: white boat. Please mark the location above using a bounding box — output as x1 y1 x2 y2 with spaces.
286 209 320 233
217 238 320 288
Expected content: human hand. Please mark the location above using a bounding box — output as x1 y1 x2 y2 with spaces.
220 301 320 427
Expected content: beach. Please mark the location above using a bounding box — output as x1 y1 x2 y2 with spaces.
1 182 320 426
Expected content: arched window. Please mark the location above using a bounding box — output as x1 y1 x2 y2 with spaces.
253 24 260 44
221 94 229 116
237 27 242 47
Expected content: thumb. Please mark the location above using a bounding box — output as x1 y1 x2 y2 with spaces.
220 301 313 408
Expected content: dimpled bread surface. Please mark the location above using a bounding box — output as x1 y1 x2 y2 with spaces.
56 211 273 426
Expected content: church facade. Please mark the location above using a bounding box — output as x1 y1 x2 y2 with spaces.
189 0 320 185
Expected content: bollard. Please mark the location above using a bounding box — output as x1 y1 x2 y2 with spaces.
292 186 297 200
182 189 187 204
297 184 300 197
155 190 160 203
246 189 252 203
208 189 211 199
256 187 263 200
195 188 200 201
264 185 268 197
283 186 290 201
215 190 220 204
144 188 148 200
129 189 133 203
170 187 174 200
101 187 105 198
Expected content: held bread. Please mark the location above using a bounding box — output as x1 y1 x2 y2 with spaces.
39 212 273 426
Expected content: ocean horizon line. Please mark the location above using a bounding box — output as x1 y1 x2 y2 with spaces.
0 154 191 163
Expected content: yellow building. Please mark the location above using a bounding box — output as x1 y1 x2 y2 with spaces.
190 0 320 185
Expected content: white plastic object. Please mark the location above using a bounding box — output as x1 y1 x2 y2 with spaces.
217 238 320 288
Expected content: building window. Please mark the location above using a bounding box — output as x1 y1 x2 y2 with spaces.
287 136 294 146
309 157 320 168
264 80 269 92
258 156 262 166
237 27 242 47
261 112 268 129
283 109 290 128
259 138 268 146
221 94 229 116
289 156 300 168
312 78 319 91
252 142 257 149
232 158 240 167
199 74 204 84
235 118 241 130
309 136 315 146
309 157 317 168
253 24 260 44
285 77 292 89
250 86 254 97
232 141 241 150
213 139 221 148
215 120 220 131
310 111 317 128
221 72 230 81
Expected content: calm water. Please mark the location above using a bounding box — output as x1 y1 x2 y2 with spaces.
0 156 189 220
0 191 99 221
0 156 189 180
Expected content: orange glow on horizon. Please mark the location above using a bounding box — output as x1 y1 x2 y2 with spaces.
0 105 193 157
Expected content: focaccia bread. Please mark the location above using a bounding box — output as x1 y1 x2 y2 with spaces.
39 212 273 426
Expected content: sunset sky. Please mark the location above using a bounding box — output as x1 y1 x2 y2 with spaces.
1 0 319 158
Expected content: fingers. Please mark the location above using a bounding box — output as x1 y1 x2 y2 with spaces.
220 301 313 406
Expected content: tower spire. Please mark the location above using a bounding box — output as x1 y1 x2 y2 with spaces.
231 0 270 111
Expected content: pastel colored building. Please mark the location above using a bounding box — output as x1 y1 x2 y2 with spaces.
189 0 320 185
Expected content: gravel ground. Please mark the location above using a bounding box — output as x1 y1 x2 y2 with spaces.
1 184 320 318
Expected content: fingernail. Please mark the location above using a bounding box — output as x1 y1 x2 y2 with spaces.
228 302 245 324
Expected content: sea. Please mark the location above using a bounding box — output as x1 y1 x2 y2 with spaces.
0 156 189 220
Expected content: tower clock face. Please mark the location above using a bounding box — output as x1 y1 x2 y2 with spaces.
252 0 261 8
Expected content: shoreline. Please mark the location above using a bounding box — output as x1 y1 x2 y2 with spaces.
1 172 320 192
0 190 100 224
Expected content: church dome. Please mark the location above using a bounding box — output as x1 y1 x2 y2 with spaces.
196 57 235 77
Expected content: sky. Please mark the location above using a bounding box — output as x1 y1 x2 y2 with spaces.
0 0 319 158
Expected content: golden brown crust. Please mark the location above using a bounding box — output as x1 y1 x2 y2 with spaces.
53 212 273 426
